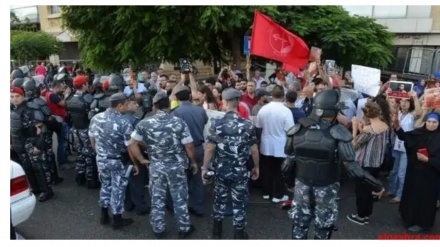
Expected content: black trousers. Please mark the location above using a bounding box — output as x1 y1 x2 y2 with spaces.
355 167 380 218
260 154 286 199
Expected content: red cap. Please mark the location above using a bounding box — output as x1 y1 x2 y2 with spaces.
102 80 110 90
11 86 24 96
73 75 88 87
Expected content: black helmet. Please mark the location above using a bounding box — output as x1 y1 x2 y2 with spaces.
11 69 24 80
311 89 342 118
11 78 25 87
22 78 38 100
92 75 101 89
109 75 125 91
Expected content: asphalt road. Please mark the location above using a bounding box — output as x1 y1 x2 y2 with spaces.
16 163 440 240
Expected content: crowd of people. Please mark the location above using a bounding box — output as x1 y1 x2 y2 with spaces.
9 60 440 239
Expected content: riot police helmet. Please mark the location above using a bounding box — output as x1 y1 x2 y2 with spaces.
109 74 126 91
22 78 38 100
11 78 25 87
11 69 24 79
92 75 102 89
311 89 341 118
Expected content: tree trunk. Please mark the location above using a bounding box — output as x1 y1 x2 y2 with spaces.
230 32 242 67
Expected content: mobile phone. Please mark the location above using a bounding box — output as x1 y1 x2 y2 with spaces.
417 148 429 157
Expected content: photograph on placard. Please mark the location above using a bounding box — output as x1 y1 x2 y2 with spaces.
387 81 414 99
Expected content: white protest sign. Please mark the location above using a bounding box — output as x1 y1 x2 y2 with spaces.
351 65 381 97
203 110 226 146
340 87 359 103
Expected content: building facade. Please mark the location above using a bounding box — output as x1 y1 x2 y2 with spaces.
344 5 440 76
37 5 80 65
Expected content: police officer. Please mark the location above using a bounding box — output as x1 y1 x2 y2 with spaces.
282 89 385 239
171 85 208 216
122 95 150 215
89 93 137 229
10 86 54 201
89 76 112 119
66 75 99 189
201 88 260 239
22 78 64 185
128 92 197 239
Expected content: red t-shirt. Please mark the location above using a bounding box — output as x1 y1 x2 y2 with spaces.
241 93 258 110
35 65 47 76
238 102 250 119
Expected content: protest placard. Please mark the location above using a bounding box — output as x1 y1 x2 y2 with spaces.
387 81 414 99
351 65 381 97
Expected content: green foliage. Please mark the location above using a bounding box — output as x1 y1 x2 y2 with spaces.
10 31 63 63
279 6 394 69
61 6 393 71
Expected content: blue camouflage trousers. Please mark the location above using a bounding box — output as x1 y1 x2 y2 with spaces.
97 157 128 215
42 131 57 182
72 128 97 182
213 170 250 230
288 179 339 239
149 163 190 233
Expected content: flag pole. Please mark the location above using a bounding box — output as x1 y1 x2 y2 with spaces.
246 54 251 81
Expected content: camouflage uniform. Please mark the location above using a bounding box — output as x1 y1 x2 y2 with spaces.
207 111 257 230
89 108 133 215
72 128 97 184
131 110 193 234
42 130 58 183
288 180 339 239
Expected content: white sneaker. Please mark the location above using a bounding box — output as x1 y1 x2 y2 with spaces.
272 195 289 203
262 195 270 200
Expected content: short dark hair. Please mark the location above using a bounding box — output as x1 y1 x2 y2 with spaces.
159 74 169 80
110 99 127 108
272 85 284 99
205 77 216 85
51 80 64 89
285 90 298 103
154 97 170 110
240 78 248 83
261 81 268 86
175 90 190 101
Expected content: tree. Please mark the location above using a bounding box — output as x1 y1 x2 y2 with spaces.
61 6 393 72
277 6 394 70
10 31 63 63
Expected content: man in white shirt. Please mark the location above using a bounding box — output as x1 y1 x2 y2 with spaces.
256 85 294 203
252 69 265 89
123 81 147 96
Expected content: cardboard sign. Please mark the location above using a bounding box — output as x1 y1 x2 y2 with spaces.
387 81 414 99
351 65 381 97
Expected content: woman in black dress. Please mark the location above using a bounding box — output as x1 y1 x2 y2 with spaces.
394 112 440 233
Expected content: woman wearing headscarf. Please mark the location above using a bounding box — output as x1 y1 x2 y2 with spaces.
393 112 440 233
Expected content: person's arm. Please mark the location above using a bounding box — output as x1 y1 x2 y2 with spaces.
50 93 66 107
202 143 216 172
409 91 422 120
337 112 351 128
180 121 197 174
128 127 150 165
189 73 199 100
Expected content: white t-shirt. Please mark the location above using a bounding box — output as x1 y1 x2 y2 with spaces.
123 83 147 96
256 101 295 158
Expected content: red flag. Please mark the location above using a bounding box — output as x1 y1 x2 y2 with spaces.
282 63 301 76
251 10 309 69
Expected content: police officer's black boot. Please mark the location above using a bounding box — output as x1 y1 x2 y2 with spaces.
87 180 100 189
112 214 133 230
75 173 86 186
178 225 195 239
212 220 222 239
100 208 110 225
233 228 249 239
33 167 54 202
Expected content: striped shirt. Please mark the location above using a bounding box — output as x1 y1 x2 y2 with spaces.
354 126 388 168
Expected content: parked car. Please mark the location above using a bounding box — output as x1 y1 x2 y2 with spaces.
10 160 36 227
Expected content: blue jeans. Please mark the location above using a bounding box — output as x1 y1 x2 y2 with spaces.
57 122 69 166
388 150 408 198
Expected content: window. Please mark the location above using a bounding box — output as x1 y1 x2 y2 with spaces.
343 6 373 17
49 6 60 15
373 6 407 18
